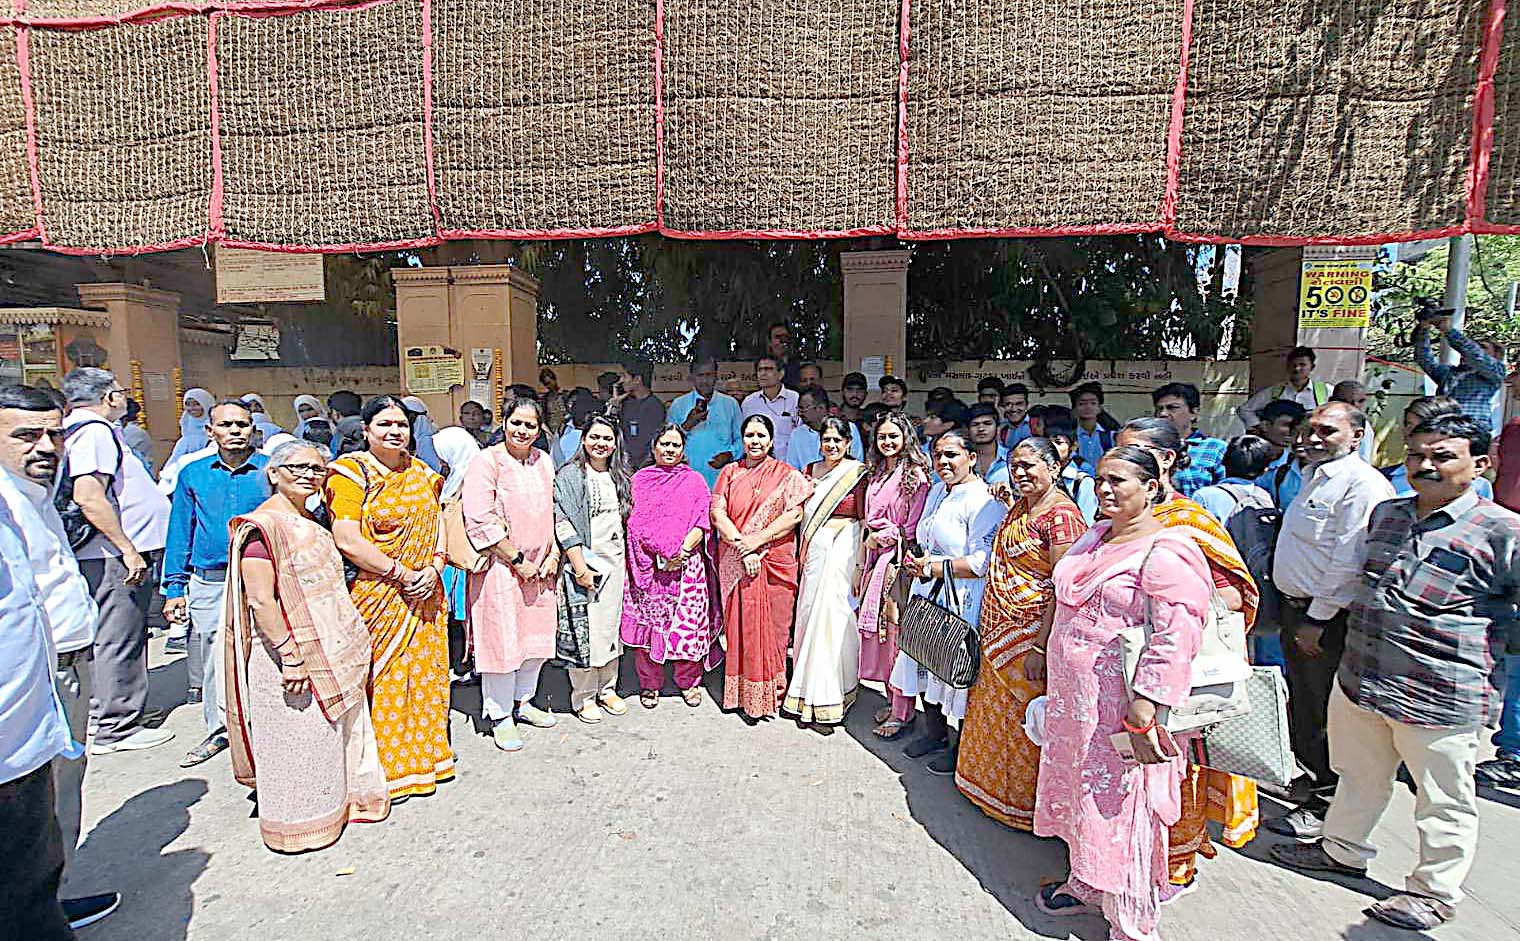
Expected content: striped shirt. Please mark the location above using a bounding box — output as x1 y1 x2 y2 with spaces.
1340 490 1520 727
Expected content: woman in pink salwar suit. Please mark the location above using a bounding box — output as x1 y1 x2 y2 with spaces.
856 413 931 739
1033 446 1211 941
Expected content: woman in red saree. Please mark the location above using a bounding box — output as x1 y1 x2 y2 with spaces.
712 414 814 718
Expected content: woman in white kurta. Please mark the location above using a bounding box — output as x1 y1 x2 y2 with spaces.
784 418 868 725
553 416 633 723
891 429 1007 775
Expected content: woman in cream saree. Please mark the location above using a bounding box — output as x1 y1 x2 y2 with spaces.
784 419 869 725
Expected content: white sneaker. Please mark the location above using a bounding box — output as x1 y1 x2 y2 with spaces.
90 726 175 755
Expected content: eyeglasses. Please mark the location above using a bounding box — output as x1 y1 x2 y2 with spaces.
276 463 328 478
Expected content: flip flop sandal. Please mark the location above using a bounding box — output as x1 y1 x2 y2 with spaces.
874 706 893 724
681 688 703 707
639 690 660 709
1366 893 1455 931
873 718 912 740
1034 883 1091 917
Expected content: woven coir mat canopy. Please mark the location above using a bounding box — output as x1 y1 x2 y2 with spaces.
0 0 1517 252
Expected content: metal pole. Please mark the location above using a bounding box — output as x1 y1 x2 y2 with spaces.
1441 234 1471 367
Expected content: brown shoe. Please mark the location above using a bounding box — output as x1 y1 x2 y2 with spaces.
1268 840 1367 878
1366 893 1455 931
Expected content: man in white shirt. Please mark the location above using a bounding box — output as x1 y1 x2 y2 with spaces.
1238 345 1333 431
61 368 173 756
785 386 864 469
742 356 801 460
0 492 75 940
1269 401 1395 838
0 383 119 930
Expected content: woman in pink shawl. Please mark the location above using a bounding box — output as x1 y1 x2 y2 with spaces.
622 424 723 708
1033 446 1211 941
857 413 931 739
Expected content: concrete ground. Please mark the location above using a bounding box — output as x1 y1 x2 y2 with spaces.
68 638 1520 941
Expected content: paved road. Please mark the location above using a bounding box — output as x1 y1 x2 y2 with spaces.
68 639 1520 940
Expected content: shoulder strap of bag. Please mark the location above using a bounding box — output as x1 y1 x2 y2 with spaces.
65 417 125 481
940 558 960 610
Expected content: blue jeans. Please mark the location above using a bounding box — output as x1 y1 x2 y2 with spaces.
1250 633 1286 671
1494 654 1520 760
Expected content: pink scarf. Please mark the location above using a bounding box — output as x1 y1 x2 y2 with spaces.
627 463 711 595
857 461 929 639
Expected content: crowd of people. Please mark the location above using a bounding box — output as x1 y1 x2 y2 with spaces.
4 324 1520 940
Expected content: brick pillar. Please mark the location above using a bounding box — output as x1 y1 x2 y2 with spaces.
841 250 911 381
75 282 184 458
392 264 542 423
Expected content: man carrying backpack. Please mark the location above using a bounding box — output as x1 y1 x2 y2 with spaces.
1193 435 1285 666
61 368 173 756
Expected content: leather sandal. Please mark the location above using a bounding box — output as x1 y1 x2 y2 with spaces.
1366 893 1455 930
639 690 660 709
681 687 703 707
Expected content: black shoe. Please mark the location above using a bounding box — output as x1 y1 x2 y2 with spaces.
1264 805 1325 840
1475 754 1520 788
926 748 958 776
1269 841 1367 878
903 734 948 760
63 892 121 930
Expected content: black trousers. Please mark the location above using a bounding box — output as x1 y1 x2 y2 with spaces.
0 763 74 941
1280 603 1347 801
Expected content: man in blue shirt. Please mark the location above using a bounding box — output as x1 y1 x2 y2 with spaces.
1415 313 1505 430
1044 409 1100 524
998 382 1033 448
0 493 75 940
1261 418 1311 509
967 403 1010 485
162 400 269 767
667 357 742 487
1154 381 1226 497
1070 381 1115 470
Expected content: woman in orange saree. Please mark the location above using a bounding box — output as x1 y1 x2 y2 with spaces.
1119 418 1262 892
225 440 389 853
326 396 452 801
711 414 813 718
956 438 1086 829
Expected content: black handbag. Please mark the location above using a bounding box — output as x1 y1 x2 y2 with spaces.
898 560 980 689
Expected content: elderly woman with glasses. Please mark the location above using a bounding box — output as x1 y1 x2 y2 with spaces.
225 440 389 852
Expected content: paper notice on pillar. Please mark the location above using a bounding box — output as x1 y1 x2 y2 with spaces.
860 355 885 387
404 345 466 395
215 247 325 304
144 372 171 402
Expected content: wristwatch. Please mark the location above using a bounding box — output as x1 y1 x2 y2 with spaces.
509 550 525 566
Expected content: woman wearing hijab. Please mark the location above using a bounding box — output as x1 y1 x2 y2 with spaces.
240 393 285 447
168 388 214 464
401 396 443 471
292 394 325 438
433 427 483 674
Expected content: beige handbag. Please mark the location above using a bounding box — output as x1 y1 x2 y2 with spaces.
441 498 489 574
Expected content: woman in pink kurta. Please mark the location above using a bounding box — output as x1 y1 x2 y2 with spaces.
856 413 931 738
461 397 561 751
1033 446 1211 941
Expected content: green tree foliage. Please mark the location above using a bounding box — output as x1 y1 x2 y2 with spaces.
1371 236 1520 360
515 236 1253 368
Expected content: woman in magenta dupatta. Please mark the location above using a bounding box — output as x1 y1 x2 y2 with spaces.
1032 446 1211 941
856 413 931 739
712 415 813 718
622 425 723 708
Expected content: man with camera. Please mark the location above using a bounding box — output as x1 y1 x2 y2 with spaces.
1415 305 1505 431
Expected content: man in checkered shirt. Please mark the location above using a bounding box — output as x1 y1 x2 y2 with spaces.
1415 313 1505 430
1151 381 1226 497
1272 413 1520 931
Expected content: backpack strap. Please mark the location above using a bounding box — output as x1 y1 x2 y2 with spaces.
64 417 125 484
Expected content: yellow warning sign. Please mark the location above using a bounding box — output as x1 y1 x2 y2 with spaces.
1298 259 1373 329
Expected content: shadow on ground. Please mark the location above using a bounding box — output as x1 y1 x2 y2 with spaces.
843 686 1106 941
71 779 209 940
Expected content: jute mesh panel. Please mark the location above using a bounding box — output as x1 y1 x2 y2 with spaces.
663 0 898 232
30 18 210 248
1484 13 1520 226
1178 0 1480 238
216 1 433 245
433 0 654 232
0 31 33 235
907 0 1181 232
23 1 162 17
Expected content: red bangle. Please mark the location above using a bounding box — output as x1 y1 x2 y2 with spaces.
1122 717 1156 735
